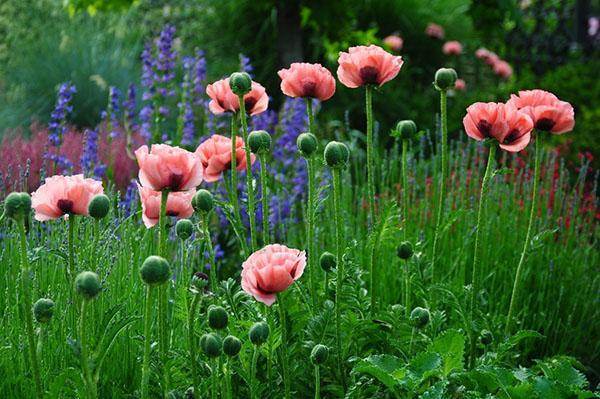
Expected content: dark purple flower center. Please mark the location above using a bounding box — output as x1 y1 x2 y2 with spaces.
477 120 492 137
359 66 380 85
166 210 179 217
302 81 317 98
535 118 555 131
57 199 74 214
244 97 257 113
503 129 521 144
169 173 184 191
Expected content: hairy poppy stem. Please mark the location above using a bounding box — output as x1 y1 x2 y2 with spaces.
250 346 259 399
229 116 243 236
469 144 496 367
157 190 171 395
258 153 270 246
79 299 97 398
506 133 542 335
402 139 410 239
203 213 217 291
314 365 321 399
305 98 318 308
365 85 375 227
431 89 448 286
187 293 201 396
278 295 291 399
17 221 44 399
237 94 258 252
332 168 347 391
141 286 155 399
68 215 76 279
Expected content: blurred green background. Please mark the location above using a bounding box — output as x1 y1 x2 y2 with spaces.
0 0 598 163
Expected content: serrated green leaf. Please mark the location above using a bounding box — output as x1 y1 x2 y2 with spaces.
533 376 566 399
428 329 465 375
353 354 404 390
498 330 543 360
542 357 588 389
408 351 442 379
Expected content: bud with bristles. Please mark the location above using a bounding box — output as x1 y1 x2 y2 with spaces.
140 256 171 285
310 344 329 365
393 120 418 141
88 194 110 219
33 298 55 323
249 321 269 346
297 133 318 158
397 241 414 260
319 251 336 272
75 271 101 300
229 72 252 96
248 130 272 154
324 141 349 169
176 219 194 240
192 189 214 214
3 192 31 221
410 307 430 328
208 305 229 330
201 333 222 358
434 68 458 91
223 335 242 357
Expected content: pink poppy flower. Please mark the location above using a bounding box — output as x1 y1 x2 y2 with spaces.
277 63 336 101
475 48 491 60
425 23 445 39
138 184 195 228
31 174 104 221
492 60 513 79
443 41 463 55
507 90 575 134
241 244 306 306
195 134 256 182
336 45 403 88
454 79 466 91
135 144 203 192
206 78 269 116
383 35 403 51
463 102 533 152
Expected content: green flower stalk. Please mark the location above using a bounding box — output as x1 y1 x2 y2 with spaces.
187 289 202 396
365 85 375 227
157 191 171 395
229 115 243 234
506 134 542 335
278 295 291 399
88 194 110 268
324 141 349 392
469 143 496 367
310 344 328 399
431 68 457 285
5 192 44 399
68 214 77 279
247 129 272 246
248 321 269 399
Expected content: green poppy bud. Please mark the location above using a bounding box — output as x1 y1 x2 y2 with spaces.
480 329 493 345
175 219 194 240
201 333 222 358
223 335 242 357
324 141 349 169
192 271 209 291
297 133 318 158
75 271 101 300
249 321 269 346
88 194 110 219
140 255 171 285
393 120 418 140
410 307 430 329
319 251 336 272
3 192 31 220
192 189 214 214
33 298 55 323
208 305 229 330
247 130 272 154
397 241 414 260
434 68 458 91
310 344 329 365
229 72 252 96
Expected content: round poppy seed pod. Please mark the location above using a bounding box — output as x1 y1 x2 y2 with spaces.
229 72 252 96
175 219 194 240
208 305 229 330
480 329 493 345
201 333 222 358
319 251 336 272
88 194 110 219
223 335 242 357
324 141 349 169
33 298 55 323
249 321 270 346
3 192 31 220
140 255 171 285
75 271 101 300
310 344 329 365
397 241 414 260
394 120 418 141
192 271 209 291
297 133 318 157
192 189 214 214
410 307 430 329
434 68 458 91
247 130 272 154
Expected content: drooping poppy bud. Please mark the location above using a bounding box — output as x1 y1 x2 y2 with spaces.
229 72 253 96
88 194 110 219
393 120 418 141
247 130 272 154
434 68 457 91
75 271 101 300
201 333 222 358
324 141 349 169
480 329 493 345
397 241 414 260
310 344 329 365
192 189 214 214
208 305 229 330
410 307 430 328
297 133 318 158
319 251 336 272
223 335 242 357
3 192 32 221
140 256 171 285
175 219 194 240
249 321 270 346
33 298 55 323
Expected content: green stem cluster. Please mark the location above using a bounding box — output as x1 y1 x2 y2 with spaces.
187 294 202 396
278 297 291 399
259 153 270 246
305 98 318 308
80 299 97 398
141 286 155 399
237 95 258 251
157 191 171 395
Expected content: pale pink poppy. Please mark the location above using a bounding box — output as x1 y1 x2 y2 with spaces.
425 23 445 39
383 35 403 51
454 79 466 91
195 134 256 182
507 90 574 134
492 60 513 79
443 41 463 55
277 63 336 101
206 78 269 116
135 144 203 192
241 244 306 306
31 174 104 221
475 48 491 60
137 184 195 228
463 102 533 152
336 45 403 88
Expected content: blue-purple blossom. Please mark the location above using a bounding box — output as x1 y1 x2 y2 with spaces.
124 84 137 130
80 129 105 179
239 53 254 77
48 82 76 147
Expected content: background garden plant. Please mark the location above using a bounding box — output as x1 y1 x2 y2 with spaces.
1 2 599 398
